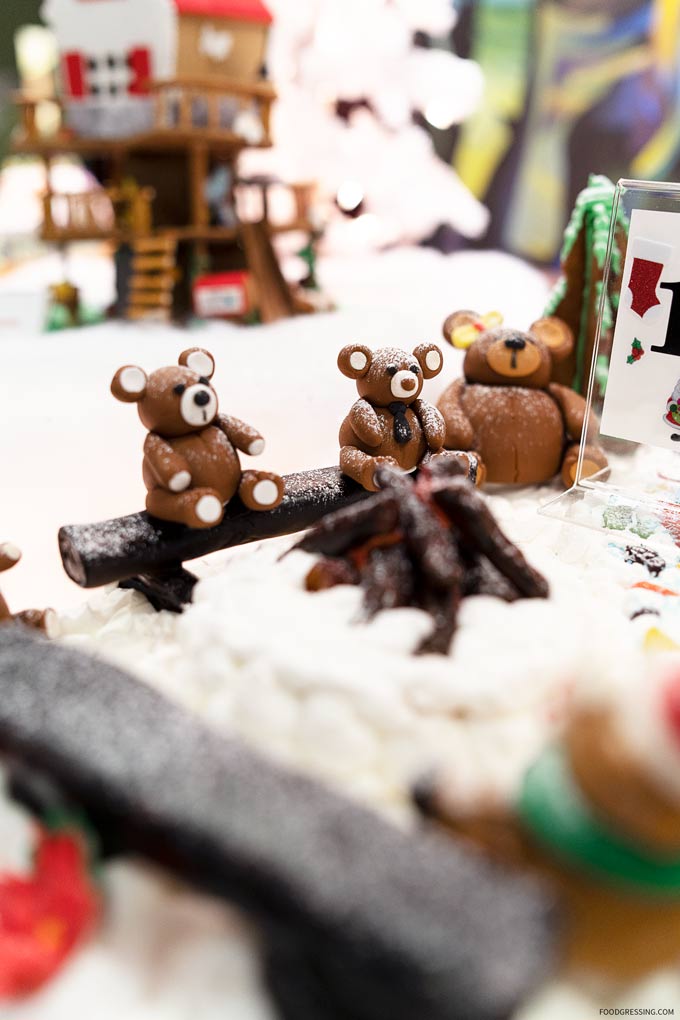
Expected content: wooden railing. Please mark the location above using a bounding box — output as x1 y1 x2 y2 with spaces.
42 184 155 243
13 92 64 143
150 76 275 145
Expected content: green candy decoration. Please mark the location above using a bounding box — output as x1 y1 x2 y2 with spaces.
517 747 680 896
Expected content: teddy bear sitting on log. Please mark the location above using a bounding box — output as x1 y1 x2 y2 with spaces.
437 312 608 487
112 348 284 529
338 342 477 492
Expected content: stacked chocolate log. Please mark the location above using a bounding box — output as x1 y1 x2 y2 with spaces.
293 457 548 653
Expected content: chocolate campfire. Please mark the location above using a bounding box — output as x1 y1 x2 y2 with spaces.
292 456 549 654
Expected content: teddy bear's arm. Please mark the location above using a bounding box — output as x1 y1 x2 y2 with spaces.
437 378 475 450
216 414 265 456
548 384 588 441
348 399 383 447
412 399 445 451
144 433 192 492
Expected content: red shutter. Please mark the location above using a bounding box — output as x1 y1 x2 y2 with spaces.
128 47 152 95
62 52 88 99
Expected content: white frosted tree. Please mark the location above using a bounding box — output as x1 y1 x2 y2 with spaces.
240 0 488 254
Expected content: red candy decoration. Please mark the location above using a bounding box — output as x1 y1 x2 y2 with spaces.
628 257 663 318
663 674 680 751
0 828 100 998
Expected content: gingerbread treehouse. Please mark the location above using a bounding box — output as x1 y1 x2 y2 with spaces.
12 0 317 323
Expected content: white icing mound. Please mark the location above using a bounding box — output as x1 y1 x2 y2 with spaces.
8 482 680 1019
56 493 633 819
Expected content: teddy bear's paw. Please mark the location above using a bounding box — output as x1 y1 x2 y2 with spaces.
169 470 192 493
194 494 224 527
239 471 285 512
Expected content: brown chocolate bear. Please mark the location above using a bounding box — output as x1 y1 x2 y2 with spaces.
437 314 607 486
338 343 447 491
0 543 53 632
112 348 285 529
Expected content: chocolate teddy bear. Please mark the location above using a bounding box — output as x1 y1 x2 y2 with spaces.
112 348 284 529
437 313 607 486
0 543 53 632
338 343 448 491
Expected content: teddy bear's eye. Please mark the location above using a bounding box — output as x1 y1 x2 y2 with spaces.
174 384 186 395
386 365 397 376
409 364 420 374
198 377 210 386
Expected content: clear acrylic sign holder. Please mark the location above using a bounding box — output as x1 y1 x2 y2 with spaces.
542 179 680 538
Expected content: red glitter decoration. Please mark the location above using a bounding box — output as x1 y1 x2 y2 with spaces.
628 257 663 317
0 828 100 998
664 675 680 749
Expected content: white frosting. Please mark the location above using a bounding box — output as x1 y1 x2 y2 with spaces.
251 480 279 507
118 366 146 396
349 350 368 372
0 542 21 563
184 350 215 379
195 495 223 525
169 471 191 493
425 349 441 372
180 384 218 428
248 439 265 457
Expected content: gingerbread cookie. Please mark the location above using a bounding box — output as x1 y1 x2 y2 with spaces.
112 348 285 529
437 315 608 486
0 543 53 632
544 174 628 395
338 343 447 491
416 670 680 981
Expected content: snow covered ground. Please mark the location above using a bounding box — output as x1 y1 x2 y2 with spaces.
3 246 680 1019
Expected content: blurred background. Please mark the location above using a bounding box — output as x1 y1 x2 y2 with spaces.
0 0 679 301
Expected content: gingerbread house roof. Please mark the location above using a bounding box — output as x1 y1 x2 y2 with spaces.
174 0 272 23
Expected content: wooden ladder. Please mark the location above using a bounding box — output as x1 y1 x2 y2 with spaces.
126 235 179 322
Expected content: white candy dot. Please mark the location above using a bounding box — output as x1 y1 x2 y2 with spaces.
119 366 146 394
170 471 191 493
0 543 21 562
186 350 214 377
253 479 279 506
425 350 441 371
249 439 265 456
349 350 368 371
196 495 222 524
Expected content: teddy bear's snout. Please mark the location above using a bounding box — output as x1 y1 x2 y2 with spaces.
390 370 418 399
180 383 218 427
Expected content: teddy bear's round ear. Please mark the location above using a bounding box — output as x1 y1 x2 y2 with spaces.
442 310 480 346
338 344 372 379
111 365 148 403
179 348 215 379
529 317 574 364
413 343 444 380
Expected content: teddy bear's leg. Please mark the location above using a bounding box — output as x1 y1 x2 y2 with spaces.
13 608 56 634
238 471 285 512
427 449 487 487
147 487 225 529
340 446 399 492
561 443 609 488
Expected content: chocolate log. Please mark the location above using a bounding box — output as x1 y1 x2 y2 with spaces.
0 627 557 1020
59 467 367 589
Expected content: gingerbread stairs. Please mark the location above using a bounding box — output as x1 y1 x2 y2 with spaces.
126 235 179 322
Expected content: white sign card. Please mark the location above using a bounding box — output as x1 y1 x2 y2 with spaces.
601 208 680 451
